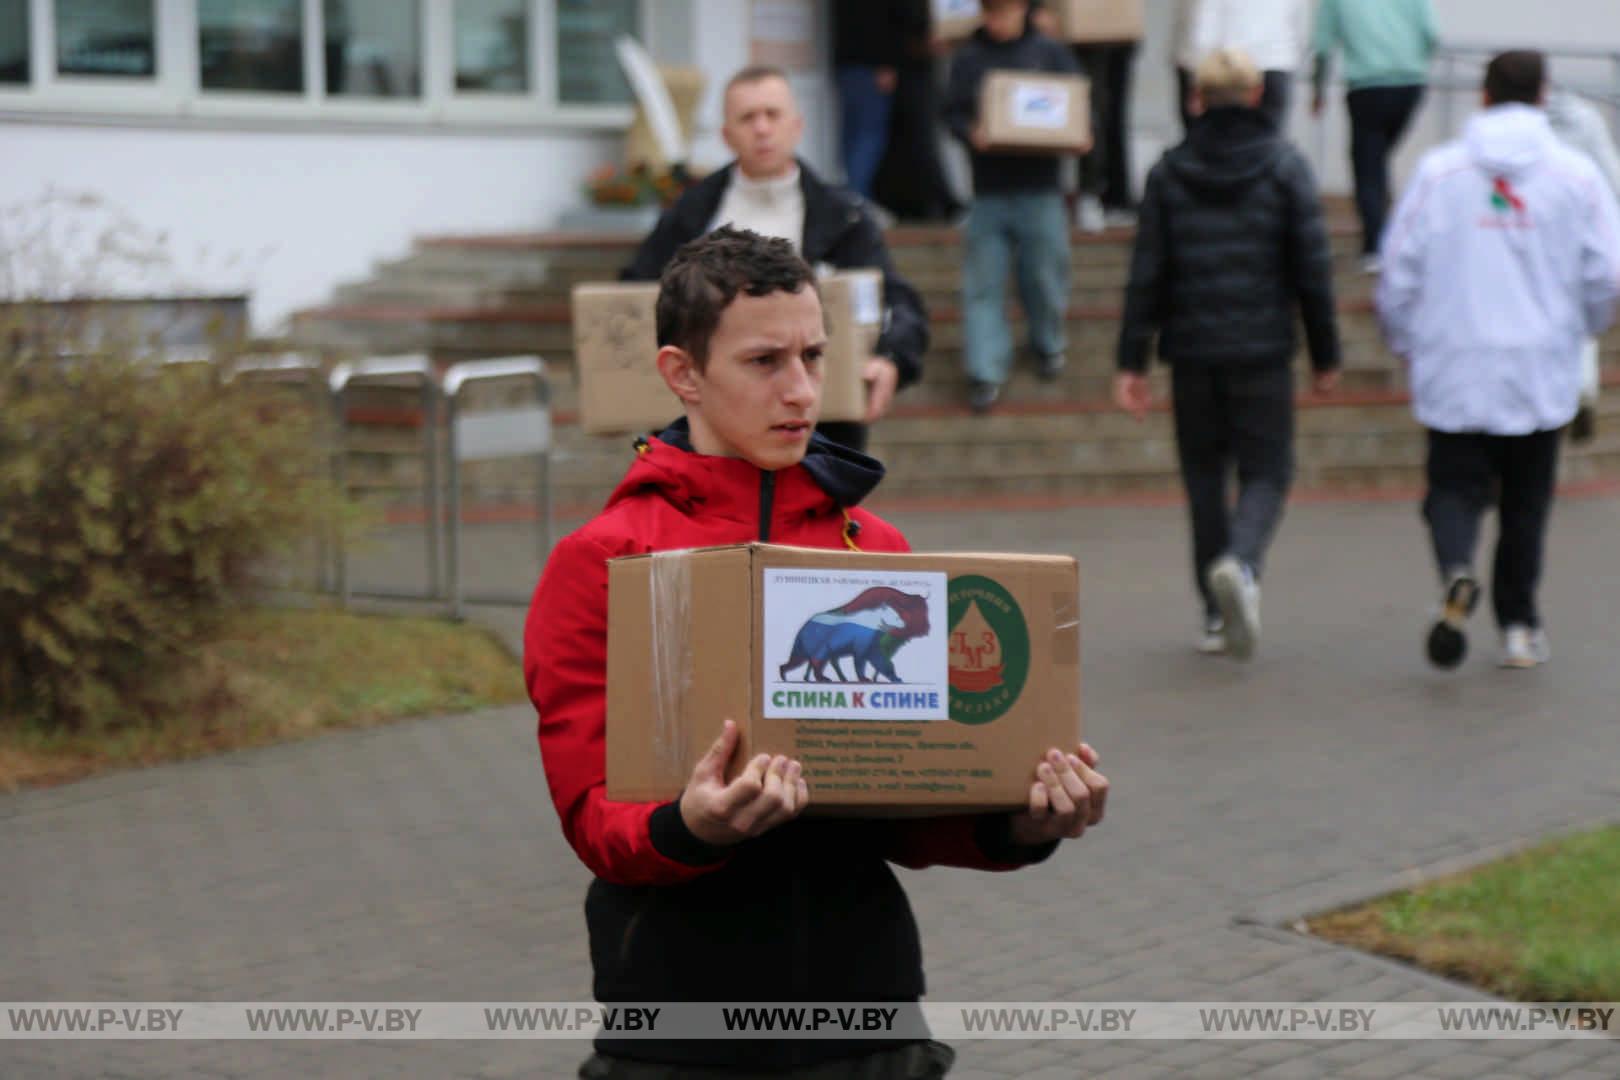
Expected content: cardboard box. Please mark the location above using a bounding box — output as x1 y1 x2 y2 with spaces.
571 270 880 436
606 543 1081 812
979 70 1092 153
1053 0 1144 43
933 0 982 41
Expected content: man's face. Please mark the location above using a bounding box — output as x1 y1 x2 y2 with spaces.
722 76 803 180
682 287 825 471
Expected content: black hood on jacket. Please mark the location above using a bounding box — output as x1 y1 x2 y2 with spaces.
1167 107 1285 201
653 417 887 507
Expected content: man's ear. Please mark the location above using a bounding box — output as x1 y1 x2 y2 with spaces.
657 345 702 406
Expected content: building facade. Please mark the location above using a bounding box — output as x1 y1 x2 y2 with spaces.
1 0 1615 331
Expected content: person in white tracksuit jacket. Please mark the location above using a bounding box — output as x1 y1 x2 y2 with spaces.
1546 87 1620 440
1377 51 1620 671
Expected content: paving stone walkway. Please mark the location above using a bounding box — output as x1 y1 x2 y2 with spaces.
6 497 1620 1078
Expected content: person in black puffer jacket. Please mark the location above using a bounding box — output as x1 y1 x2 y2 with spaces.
1114 48 1342 661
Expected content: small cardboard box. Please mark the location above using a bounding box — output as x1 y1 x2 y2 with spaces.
933 0 982 41
571 270 880 436
979 70 1092 153
1053 0 1144 43
605 543 1081 812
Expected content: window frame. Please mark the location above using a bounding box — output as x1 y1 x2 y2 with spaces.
0 0 637 130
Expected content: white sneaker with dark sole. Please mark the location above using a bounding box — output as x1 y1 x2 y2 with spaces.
1208 556 1260 661
1500 625 1551 669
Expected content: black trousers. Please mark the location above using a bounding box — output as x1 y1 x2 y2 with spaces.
1423 429 1561 630
1171 364 1296 616
1346 85 1424 255
580 1041 954 1078
1074 42 1138 209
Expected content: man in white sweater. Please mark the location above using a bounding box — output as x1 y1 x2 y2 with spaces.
1377 51 1620 670
1181 0 1312 131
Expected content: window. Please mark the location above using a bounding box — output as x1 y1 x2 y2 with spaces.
555 0 634 105
0 0 27 83
199 0 304 93
56 0 156 78
454 0 527 93
325 0 421 99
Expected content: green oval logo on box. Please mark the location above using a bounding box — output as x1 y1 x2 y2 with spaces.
947 575 1030 725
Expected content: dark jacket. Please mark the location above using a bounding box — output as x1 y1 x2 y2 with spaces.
622 161 929 389
1117 107 1341 373
942 22 1083 195
525 423 1057 1070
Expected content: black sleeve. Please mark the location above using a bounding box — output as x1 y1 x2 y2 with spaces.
1116 165 1170 373
942 46 982 146
830 208 930 388
648 800 731 866
973 814 1061 866
1283 151 1341 373
620 202 697 282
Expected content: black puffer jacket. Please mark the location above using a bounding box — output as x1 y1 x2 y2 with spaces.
1116 107 1341 373
622 161 930 389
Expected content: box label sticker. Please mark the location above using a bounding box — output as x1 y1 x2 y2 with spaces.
1009 83 1070 129
850 275 883 327
765 569 949 720
948 575 1030 725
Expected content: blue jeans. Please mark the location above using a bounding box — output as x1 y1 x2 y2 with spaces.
836 66 894 200
962 191 1071 385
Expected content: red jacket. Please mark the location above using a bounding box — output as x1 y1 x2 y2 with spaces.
523 424 1054 1068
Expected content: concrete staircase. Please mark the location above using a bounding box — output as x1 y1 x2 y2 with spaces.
290 221 1620 513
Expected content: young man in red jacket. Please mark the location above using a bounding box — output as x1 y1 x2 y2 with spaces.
526 227 1110 1078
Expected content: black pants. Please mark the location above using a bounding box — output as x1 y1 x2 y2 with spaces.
1075 42 1138 209
1423 429 1561 630
1171 364 1296 616
1175 68 1290 134
580 1041 955 1079
1346 85 1424 256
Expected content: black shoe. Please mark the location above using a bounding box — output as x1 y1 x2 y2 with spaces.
1426 571 1480 670
1036 353 1067 382
967 380 1001 415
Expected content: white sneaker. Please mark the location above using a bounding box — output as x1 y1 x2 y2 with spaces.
1076 195 1106 234
1197 614 1227 655
1208 556 1261 661
1500 625 1551 669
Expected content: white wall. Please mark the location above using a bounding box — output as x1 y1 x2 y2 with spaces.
0 121 619 331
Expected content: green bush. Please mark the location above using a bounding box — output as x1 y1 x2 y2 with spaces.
0 336 347 731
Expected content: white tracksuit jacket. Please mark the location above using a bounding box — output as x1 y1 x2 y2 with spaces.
1377 104 1620 435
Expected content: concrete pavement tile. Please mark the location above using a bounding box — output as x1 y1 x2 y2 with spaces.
1339 1052 1438 1079
1418 1052 1523 1077
1248 1058 1331 1079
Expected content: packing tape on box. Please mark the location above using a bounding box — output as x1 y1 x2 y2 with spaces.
648 551 694 772
1052 592 1080 666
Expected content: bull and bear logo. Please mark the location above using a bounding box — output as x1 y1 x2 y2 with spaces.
776 575 1030 724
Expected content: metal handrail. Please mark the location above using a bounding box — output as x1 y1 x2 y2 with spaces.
329 353 443 608
441 355 552 619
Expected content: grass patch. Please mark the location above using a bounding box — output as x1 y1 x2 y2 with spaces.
0 609 524 792
1309 825 1620 1001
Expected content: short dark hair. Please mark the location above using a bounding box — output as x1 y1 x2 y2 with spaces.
723 65 790 102
1484 50 1546 107
656 226 818 370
